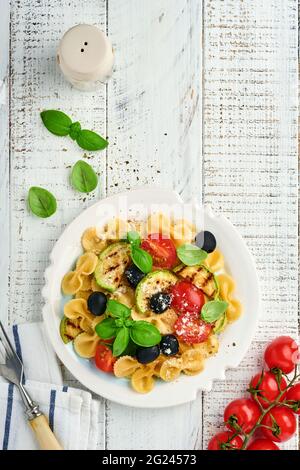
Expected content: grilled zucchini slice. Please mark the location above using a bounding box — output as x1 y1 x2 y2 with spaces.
94 242 131 292
175 264 218 298
60 316 83 344
136 270 178 314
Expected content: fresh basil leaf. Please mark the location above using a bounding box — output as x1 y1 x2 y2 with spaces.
28 186 57 218
201 300 228 323
70 160 98 193
40 110 72 136
130 321 161 347
95 318 117 339
176 244 208 266
131 246 153 274
76 129 108 151
113 327 130 356
69 121 81 140
127 231 141 247
106 299 131 319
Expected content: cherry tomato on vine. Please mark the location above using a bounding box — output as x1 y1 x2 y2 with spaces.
94 344 116 373
286 383 300 414
249 371 287 409
264 336 299 374
141 234 177 269
224 398 261 434
174 312 211 344
247 439 280 450
207 431 243 450
261 406 296 442
170 280 205 315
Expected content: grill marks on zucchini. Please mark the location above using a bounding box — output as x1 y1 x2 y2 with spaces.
60 316 83 344
175 264 218 298
94 242 131 292
136 270 178 314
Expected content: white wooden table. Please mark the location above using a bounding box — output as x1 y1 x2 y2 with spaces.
0 0 298 450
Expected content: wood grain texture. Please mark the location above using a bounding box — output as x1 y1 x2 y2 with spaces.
202 0 298 450
1 0 298 451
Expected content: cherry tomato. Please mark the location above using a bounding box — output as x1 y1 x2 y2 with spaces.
247 439 280 450
170 280 205 315
261 406 296 442
264 336 299 374
286 383 300 414
207 431 243 450
94 344 116 373
249 371 287 409
174 312 211 344
224 398 261 434
141 234 177 269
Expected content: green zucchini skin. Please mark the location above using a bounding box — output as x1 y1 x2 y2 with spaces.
94 242 131 292
175 264 219 298
135 270 178 314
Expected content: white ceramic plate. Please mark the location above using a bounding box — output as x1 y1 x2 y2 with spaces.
42 187 260 408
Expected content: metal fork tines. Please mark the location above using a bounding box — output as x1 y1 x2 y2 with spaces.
0 322 42 420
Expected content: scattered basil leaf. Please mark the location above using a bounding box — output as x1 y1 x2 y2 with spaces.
131 246 153 274
28 186 57 218
95 317 117 340
70 160 98 193
176 244 208 266
106 299 131 319
76 129 108 151
40 110 72 136
127 231 141 247
130 321 161 347
113 327 130 356
69 121 81 140
201 300 228 323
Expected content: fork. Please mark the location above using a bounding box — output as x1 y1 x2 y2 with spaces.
0 322 63 450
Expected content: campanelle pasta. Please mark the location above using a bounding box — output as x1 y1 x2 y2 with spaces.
59 216 242 394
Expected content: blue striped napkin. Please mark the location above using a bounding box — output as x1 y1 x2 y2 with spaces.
0 323 101 450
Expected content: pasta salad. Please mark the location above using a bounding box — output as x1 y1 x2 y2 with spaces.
60 214 242 394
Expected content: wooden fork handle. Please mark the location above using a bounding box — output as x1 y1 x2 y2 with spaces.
29 414 63 450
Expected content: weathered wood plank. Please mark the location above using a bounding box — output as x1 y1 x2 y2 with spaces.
0 0 10 324
202 0 298 450
105 0 203 450
9 0 108 325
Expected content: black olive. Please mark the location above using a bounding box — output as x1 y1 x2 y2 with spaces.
149 292 171 314
125 264 145 288
195 230 216 253
87 292 107 316
160 334 179 356
136 345 160 364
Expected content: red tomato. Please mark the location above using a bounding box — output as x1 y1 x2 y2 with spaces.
264 336 299 374
224 399 261 434
286 383 300 414
141 234 177 269
174 312 211 344
249 371 287 408
94 344 116 373
261 406 296 442
170 280 205 315
247 439 280 450
207 431 243 450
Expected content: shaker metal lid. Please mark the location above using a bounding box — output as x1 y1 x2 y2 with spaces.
58 24 114 82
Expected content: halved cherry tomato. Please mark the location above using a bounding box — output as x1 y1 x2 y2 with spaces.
224 398 261 434
207 431 243 450
247 439 280 450
264 336 299 374
170 280 205 315
141 234 177 269
174 312 211 344
286 383 300 414
261 406 296 442
249 371 287 409
94 344 116 373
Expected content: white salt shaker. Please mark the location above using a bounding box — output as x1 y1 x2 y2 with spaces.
57 24 114 91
